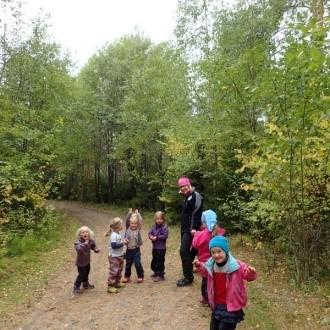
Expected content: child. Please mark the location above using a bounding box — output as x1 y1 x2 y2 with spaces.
122 213 144 283
192 209 225 305
196 236 257 330
125 208 143 229
106 217 126 293
148 211 169 282
73 226 100 294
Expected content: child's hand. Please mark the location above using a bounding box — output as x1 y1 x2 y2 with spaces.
84 240 89 245
193 259 200 267
123 238 128 245
243 265 257 281
191 229 197 235
247 266 256 273
150 235 157 241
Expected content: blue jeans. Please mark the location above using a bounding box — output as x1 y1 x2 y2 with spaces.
124 247 144 278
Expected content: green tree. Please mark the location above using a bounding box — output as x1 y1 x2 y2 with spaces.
240 0 329 282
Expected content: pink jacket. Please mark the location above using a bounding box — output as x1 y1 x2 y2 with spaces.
192 227 226 264
203 259 257 312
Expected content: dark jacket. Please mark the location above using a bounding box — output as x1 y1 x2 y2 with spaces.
74 238 98 267
181 189 203 233
148 223 169 250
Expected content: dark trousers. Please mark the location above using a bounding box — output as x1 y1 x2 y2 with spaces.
191 246 198 261
151 249 166 276
74 264 90 289
201 277 208 300
124 247 144 278
210 313 237 330
180 232 194 280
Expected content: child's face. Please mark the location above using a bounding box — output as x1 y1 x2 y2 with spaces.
211 247 226 263
130 219 139 230
80 230 90 240
155 216 164 226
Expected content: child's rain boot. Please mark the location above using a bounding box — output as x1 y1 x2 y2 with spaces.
107 286 118 294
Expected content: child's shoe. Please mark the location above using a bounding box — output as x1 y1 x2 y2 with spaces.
107 286 118 294
114 282 125 288
150 273 157 278
199 297 209 306
83 282 95 289
122 277 130 283
153 276 165 282
73 287 82 294
137 278 144 284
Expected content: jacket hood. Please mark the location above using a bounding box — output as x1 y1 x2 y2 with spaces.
201 209 217 232
204 253 240 275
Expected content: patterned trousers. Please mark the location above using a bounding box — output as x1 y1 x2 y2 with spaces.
108 256 124 285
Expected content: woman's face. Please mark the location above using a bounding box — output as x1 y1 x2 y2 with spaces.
211 247 226 263
179 184 191 196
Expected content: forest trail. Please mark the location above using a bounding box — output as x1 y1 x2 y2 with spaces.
3 201 327 330
3 201 209 330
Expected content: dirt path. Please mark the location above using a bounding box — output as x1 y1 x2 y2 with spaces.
4 201 209 330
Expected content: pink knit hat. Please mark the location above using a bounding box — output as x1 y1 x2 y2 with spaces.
177 176 191 186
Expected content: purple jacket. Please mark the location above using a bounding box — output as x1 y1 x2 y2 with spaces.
74 238 99 267
148 224 169 250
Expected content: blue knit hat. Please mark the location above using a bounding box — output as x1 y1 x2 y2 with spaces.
209 235 229 253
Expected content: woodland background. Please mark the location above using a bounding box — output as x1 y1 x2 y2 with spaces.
0 0 329 284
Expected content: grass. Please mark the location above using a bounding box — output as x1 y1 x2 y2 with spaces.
0 209 79 319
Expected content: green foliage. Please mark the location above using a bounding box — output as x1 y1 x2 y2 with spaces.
5 208 59 257
0 2 75 251
239 10 330 282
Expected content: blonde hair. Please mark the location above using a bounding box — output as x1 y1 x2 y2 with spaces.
129 212 143 228
77 226 95 239
105 217 123 237
154 211 165 222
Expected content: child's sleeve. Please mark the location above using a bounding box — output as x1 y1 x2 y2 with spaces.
196 261 208 277
125 211 132 229
138 231 143 246
136 211 143 228
74 240 88 252
110 234 123 249
91 239 100 253
192 230 203 249
240 262 257 281
157 226 168 240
